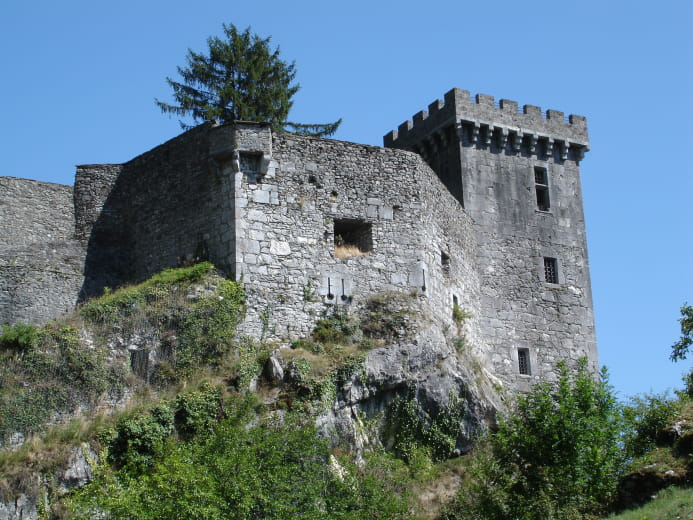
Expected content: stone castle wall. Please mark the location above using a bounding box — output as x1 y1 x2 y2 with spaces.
0 87 597 393
0 177 85 325
231 131 483 346
384 89 596 387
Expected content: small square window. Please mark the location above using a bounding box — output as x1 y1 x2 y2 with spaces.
534 167 550 211
518 348 531 375
544 257 558 284
334 219 372 259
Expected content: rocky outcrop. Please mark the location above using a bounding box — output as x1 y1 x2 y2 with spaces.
0 444 97 520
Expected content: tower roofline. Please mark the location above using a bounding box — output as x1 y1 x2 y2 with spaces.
384 88 589 152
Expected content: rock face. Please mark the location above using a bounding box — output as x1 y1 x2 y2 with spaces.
0 444 97 520
316 305 501 457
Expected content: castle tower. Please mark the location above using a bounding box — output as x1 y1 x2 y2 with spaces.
385 89 596 387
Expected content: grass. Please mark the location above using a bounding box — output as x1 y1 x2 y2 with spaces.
334 243 366 259
604 486 693 519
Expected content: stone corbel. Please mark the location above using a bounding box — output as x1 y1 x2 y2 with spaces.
470 123 480 145
484 125 493 147
545 138 554 159
528 134 537 155
575 145 587 162
232 151 241 173
512 132 522 154
498 128 508 150
559 141 569 161
437 128 448 148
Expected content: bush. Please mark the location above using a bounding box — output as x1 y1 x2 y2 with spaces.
177 280 244 374
312 310 357 344
444 359 624 520
623 392 683 457
385 392 464 463
173 383 222 440
71 406 411 519
0 322 39 353
105 405 175 472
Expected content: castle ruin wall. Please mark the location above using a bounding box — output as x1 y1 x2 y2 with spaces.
0 177 84 324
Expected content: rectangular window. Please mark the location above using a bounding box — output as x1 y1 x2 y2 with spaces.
334 219 372 259
544 257 558 284
518 348 531 375
534 167 550 211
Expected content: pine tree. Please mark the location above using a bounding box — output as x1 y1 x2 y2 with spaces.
155 24 341 137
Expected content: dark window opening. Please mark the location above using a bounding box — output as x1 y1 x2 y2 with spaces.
534 167 550 211
544 257 558 284
334 219 372 259
518 348 531 375
239 151 261 173
441 251 451 272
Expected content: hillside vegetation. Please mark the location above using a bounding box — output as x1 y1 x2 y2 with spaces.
0 264 691 519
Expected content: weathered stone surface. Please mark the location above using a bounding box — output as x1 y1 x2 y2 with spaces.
0 86 596 439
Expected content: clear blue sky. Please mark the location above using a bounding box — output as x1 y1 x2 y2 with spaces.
1 0 691 399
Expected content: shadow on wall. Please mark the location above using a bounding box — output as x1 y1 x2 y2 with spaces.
77 166 131 302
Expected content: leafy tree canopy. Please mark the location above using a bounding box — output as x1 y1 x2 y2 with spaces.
155 23 341 137
670 303 693 362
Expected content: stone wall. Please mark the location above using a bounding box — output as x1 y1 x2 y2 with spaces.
233 133 435 340
0 177 75 249
384 89 597 390
0 87 598 394
0 177 84 325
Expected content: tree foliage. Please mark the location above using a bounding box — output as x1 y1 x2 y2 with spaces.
443 359 625 520
156 23 341 136
670 303 693 362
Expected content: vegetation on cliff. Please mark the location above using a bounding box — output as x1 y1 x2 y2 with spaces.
0 265 690 519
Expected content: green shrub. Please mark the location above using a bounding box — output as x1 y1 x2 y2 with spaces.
106 405 175 473
623 392 683 457
0 322 39 353
70 407 411 519
312 310 356 344
385 392 464 463
174 383 222 440
452 303 471 324
443 359 624 520
177 280 244 374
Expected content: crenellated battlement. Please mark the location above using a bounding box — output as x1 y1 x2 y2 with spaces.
384 88 589 161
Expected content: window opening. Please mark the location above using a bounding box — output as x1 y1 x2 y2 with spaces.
239 152 261 173
518 348 531 375
544 257 558 284
534 167 550 211
441 251 451 273
334 219 372 259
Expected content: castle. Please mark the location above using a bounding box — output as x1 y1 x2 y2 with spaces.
0 88 596 391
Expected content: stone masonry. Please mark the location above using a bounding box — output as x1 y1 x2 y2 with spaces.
0 88 597 392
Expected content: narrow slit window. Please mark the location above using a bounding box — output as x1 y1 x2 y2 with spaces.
534 167 550 211
518 348 530 375
441 251 451 273
334 219 372 259
544 257 558 284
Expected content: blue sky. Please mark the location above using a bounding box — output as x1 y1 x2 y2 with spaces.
1 0 691 399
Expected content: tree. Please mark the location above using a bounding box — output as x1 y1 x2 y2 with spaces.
670 303 693 362
155 23 341 137
443 359 625 520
